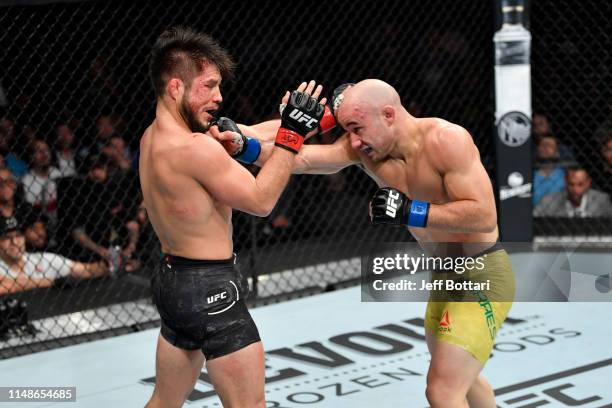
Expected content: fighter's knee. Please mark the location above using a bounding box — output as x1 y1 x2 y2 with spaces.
426 376 466 406
426 384 447 406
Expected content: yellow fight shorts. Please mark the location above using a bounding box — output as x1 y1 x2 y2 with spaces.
424 248 515 364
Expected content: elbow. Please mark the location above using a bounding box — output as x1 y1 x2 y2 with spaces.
246 195 275 217
252 202 274 217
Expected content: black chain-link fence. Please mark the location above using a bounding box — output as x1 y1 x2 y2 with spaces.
530 0 612 235
0 0 607 358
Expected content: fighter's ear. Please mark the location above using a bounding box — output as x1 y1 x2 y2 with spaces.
166 78 184 101
382 105 395 123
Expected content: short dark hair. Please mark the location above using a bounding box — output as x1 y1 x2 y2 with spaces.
149 26 235 97
85 154 109 171
566 165 589 177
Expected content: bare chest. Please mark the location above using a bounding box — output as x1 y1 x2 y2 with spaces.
363 157 449 204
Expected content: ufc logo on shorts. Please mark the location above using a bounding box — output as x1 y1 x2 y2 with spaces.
207 291 227 304
289 109 317 128
386 190 400 217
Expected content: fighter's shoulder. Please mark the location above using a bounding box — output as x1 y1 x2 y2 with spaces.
182 132 228 163
425 120 475 170
426 121 473 152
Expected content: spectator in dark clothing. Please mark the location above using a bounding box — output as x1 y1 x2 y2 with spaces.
101 135 132 177
0 168 40 227
79 114 125 160
57 155 139 262
23 212 49 252
94 115 130 154
590 131 612 195
0 116 27 179
54 122 82 177
95 114 117 145
532 113 574 161
0 168 49 251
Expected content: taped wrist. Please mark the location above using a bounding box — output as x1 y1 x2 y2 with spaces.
275 128 303 154
406 200 430 228
235 136 261 164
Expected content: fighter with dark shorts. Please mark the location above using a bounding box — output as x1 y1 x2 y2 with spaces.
151 255 259 361
140 26 325 407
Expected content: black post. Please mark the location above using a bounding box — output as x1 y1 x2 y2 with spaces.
493 0 534 241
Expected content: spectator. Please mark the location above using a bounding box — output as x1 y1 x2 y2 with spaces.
1 167 52 251
96 114 117 143
101 135 132 176
57 155 139 262
590 131 612 195
54 122 80 177
534 166 612 217
20 139 61 224
0 116 27 179
532 112 553 139
24 216 49 252
0 216 113 295
531 112 574 160
79 114 123 160
20 124 39 153
533 135 566 206
0 168 39 225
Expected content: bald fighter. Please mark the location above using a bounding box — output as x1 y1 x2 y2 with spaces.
140 26 325 408
218 79 515 408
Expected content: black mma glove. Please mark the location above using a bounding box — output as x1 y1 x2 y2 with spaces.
369 187 430 228
275 91 324 153
216 117 261 164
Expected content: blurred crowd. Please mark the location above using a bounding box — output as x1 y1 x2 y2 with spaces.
532 112 612 217
0 108 154 295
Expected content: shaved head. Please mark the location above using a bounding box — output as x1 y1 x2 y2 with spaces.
341 79 401 113
337 79 404 162
338 79 401 130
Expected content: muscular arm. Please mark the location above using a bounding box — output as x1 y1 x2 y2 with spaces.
186 135 297 216
293 136 360 174
237 119 280 143
426 127 497 233
236 122 360 174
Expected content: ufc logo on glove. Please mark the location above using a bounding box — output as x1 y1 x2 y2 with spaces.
385 190 400 217
288 109 318 129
